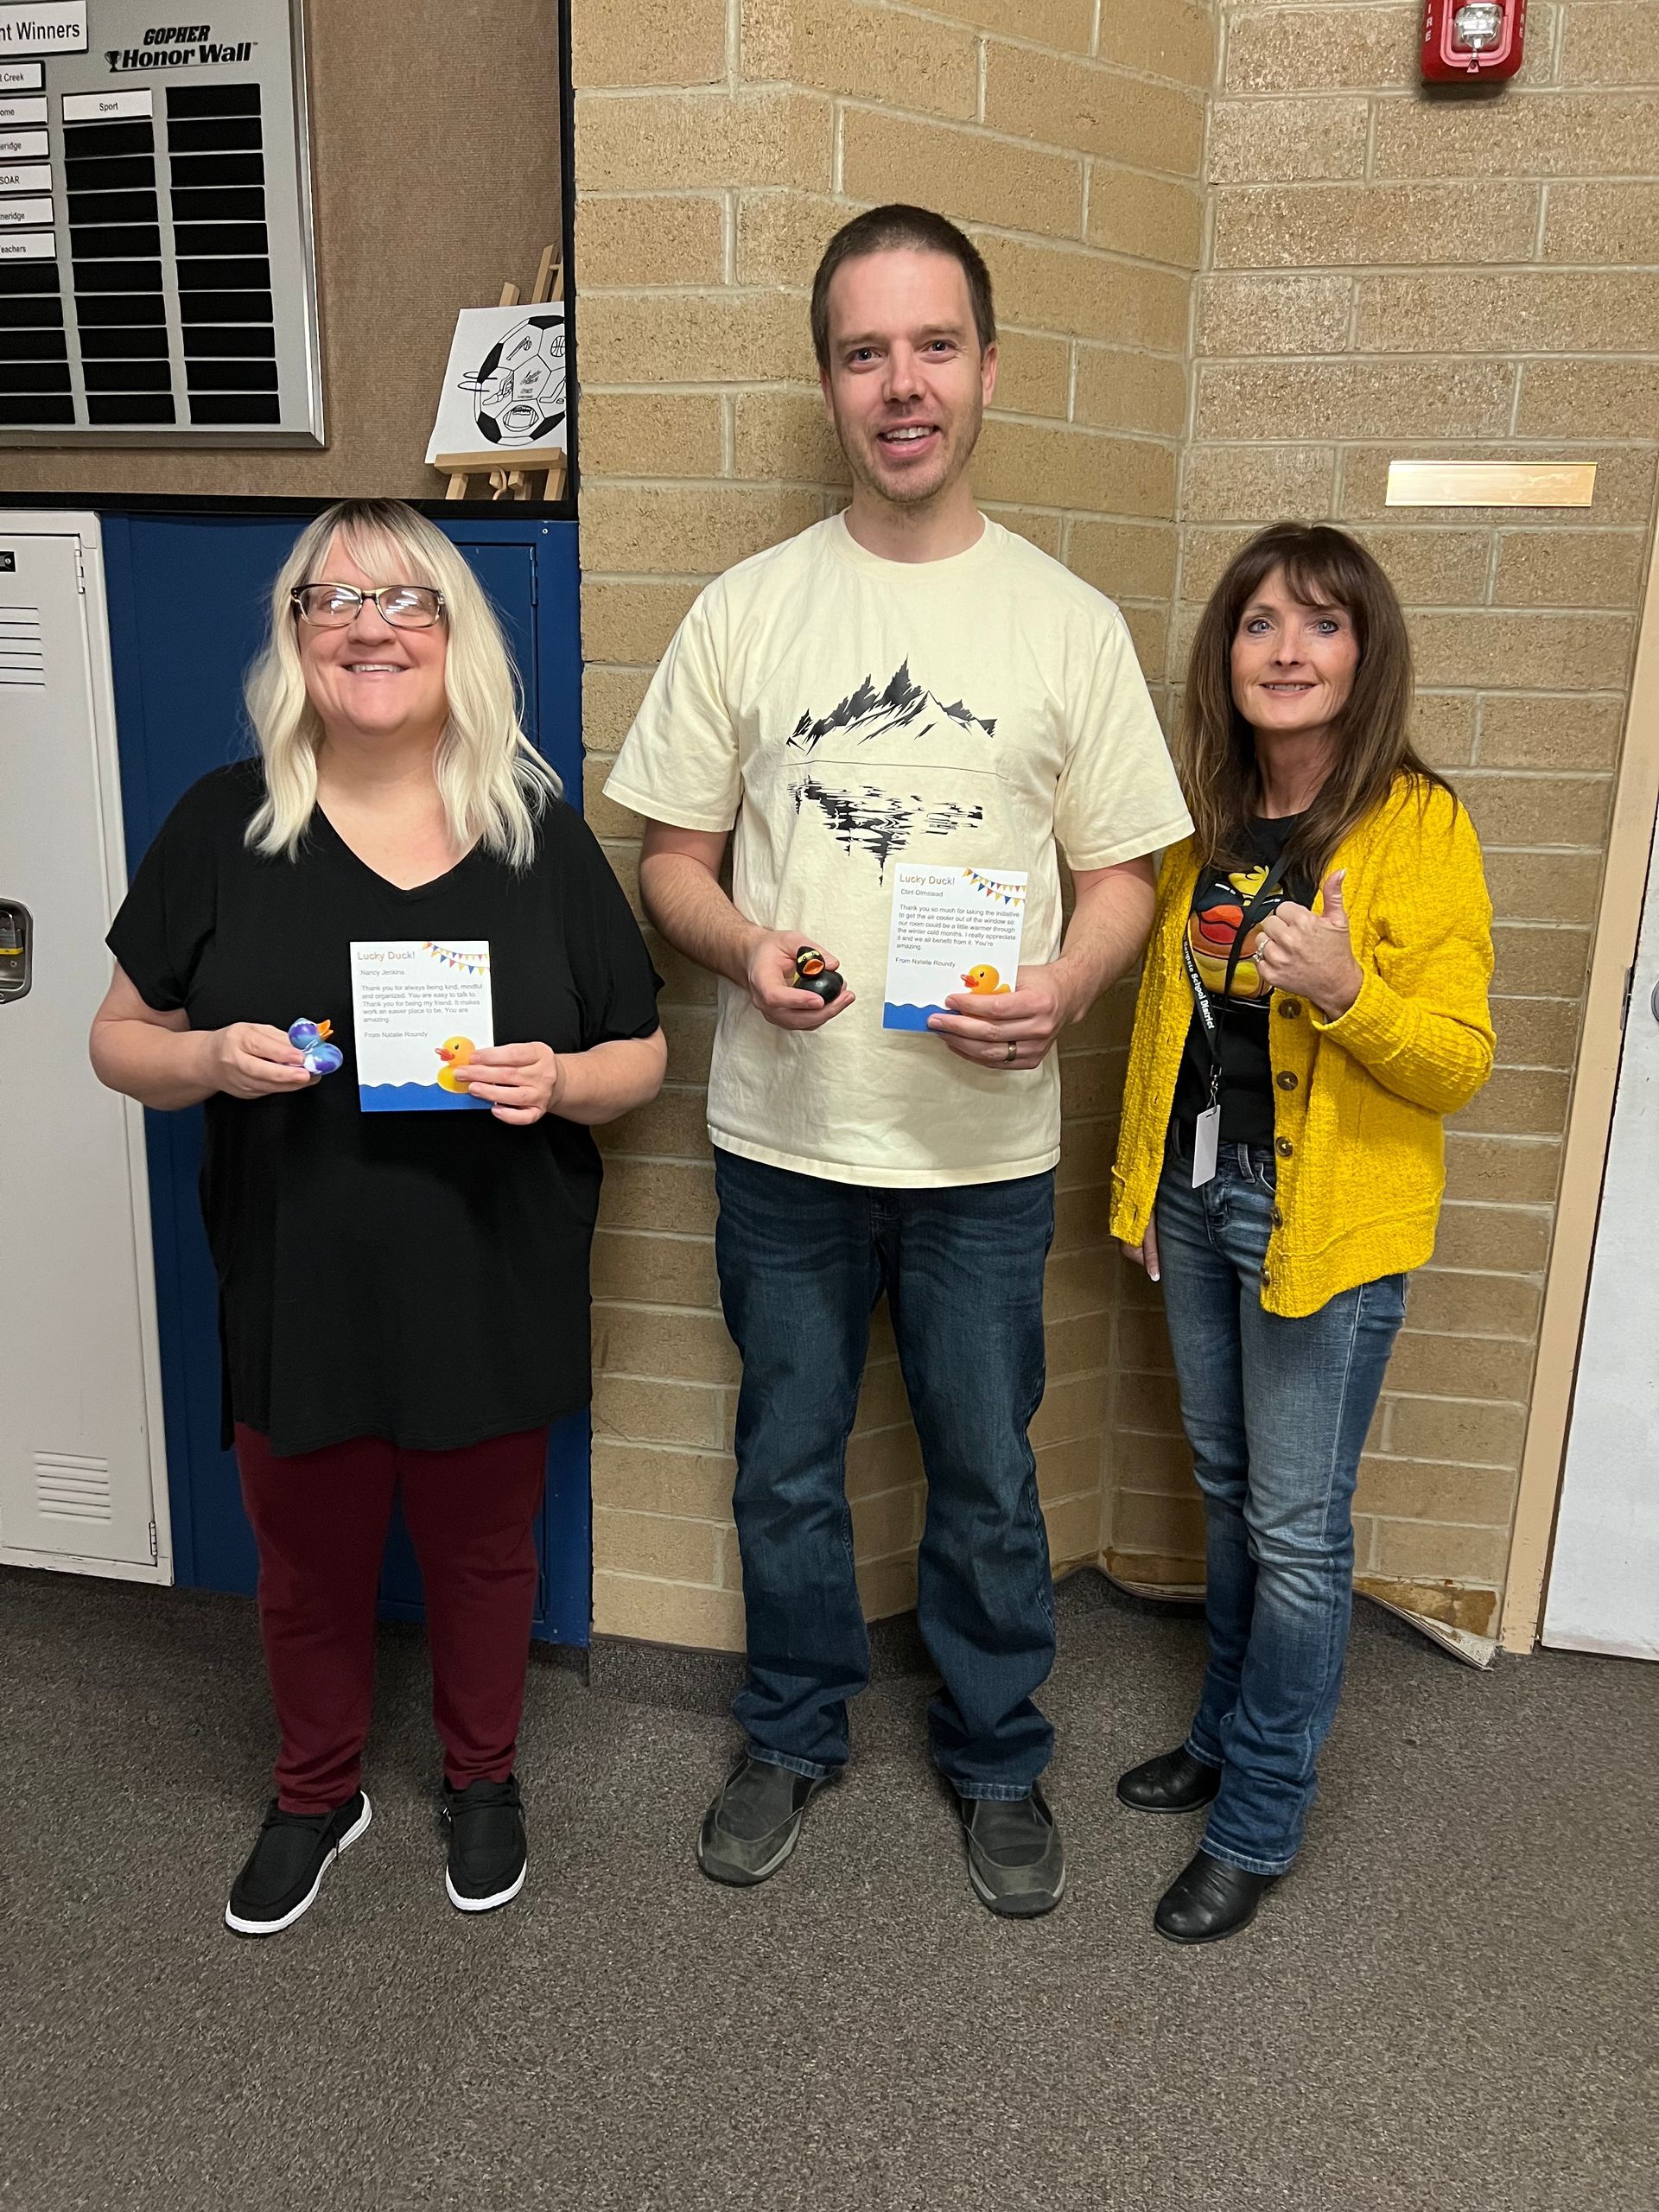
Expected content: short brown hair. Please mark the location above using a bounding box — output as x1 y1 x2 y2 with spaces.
810 204 996 372
1182 522 1453 881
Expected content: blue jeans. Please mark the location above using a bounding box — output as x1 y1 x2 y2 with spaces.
1154 1143 1406 1875
713 1148 1057 1801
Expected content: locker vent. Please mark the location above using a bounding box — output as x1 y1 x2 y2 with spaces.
34 1454 113 1522
0 603 46 689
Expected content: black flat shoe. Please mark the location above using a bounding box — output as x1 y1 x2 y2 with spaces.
955 1784 1066 1919
443 1775 528 1913
1154 1848 1278 1944
1116 1746 1222 1815
225 1790 372 1938
697 1757 825 1886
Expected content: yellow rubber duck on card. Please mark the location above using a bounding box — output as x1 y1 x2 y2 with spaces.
435 1037 477 1093
961 965 1012 995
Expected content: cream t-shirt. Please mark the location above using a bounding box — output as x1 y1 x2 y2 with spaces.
605 514 1192 1188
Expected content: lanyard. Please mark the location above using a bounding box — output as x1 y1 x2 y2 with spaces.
1181 849 1295 1105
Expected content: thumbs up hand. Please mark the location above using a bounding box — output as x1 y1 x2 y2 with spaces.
1251 869 1363 1019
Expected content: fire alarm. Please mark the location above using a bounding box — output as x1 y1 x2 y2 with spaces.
1422 0 1527 81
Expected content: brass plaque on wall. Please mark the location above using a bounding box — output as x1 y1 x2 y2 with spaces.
1386 461 1597 509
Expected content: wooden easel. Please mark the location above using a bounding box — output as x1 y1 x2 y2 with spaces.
437 245 568 503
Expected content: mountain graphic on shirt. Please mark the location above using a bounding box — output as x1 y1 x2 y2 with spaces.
791 773 984 877
785 661 998 875
787 661 997 754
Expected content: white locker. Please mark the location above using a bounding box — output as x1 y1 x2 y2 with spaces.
0 512 170 1582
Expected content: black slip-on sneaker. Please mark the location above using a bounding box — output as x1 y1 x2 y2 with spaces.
225 1790 372 1938
696 1756 824 1886
442 1775 528 1913
956 1783 1065 1919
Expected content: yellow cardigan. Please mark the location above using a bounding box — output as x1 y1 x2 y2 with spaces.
1109 777 1496 1318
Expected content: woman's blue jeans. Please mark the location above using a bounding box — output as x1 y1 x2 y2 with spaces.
1154 1143 1406 1875
713 1148 1058 1802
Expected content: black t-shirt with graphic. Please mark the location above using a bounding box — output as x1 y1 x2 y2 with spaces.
1171 814 1314 1150
107 763 662 1458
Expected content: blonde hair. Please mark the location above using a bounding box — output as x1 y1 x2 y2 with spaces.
245 498 560 867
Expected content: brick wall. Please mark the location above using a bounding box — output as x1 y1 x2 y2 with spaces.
570 0 1216 1647
1103 0 1659 1639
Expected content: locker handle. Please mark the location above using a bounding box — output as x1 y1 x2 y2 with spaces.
0 898 32 1005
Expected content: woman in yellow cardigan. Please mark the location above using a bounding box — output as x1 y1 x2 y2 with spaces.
1112 523 1494 1944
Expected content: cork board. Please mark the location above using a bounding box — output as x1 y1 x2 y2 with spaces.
0 0 564 498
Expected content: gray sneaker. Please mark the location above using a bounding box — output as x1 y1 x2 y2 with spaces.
697 1756 825 1885
956 1783 1065 1918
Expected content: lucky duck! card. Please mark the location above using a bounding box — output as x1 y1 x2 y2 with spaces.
350 940 494 1112
882 865 1027 1031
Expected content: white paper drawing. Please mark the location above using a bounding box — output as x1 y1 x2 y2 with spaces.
425 305 567 462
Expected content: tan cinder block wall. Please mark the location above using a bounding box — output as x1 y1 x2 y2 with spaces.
1103 0 1659 1640
570 0 1215 1647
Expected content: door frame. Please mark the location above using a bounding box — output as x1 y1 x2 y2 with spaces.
1502 518 1659 1651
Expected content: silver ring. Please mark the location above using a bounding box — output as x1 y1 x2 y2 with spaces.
1005 1040 1018 1064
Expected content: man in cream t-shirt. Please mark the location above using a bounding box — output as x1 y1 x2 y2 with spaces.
607 204 1190 1917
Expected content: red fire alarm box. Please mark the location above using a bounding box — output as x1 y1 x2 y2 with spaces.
1422 0 1526 80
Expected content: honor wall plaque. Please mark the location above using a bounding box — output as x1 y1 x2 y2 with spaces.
0 0 321 443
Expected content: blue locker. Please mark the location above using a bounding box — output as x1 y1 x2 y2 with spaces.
100 512 592 1643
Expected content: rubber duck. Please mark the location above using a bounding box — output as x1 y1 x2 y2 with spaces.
288 1017 342 1076
435 1036 477 1092
961 965 1012 995
794 945 844 1004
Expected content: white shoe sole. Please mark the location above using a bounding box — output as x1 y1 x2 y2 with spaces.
446 1854 527 1913
224 1791 373 1938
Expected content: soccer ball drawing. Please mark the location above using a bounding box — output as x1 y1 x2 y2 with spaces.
426 306 569 466
458 314 566 448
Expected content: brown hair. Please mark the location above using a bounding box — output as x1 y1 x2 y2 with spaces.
1181 521 1452 882
810 204 995 372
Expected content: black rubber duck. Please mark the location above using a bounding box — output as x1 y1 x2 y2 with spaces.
794 945 844 1004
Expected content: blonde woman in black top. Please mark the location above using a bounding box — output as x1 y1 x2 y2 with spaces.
93 499 664 1937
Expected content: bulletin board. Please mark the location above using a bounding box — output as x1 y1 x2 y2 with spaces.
0 0 568 499
0 0 322 444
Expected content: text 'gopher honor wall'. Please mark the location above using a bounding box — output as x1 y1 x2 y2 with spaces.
0 0 320 442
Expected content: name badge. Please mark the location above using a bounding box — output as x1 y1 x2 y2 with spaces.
1191 1103 1221 1191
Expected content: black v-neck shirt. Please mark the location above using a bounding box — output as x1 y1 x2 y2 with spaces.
108 764 662 1458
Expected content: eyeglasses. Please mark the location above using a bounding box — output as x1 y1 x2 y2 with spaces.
290 582 446 630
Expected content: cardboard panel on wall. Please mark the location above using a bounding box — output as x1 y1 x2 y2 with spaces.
0 0 563 496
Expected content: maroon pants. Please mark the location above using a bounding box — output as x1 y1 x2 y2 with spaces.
235 1423 549 1815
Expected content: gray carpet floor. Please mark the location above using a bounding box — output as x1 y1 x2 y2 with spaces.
3 1562 1655 2212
